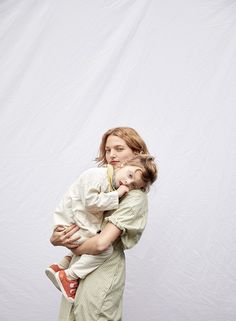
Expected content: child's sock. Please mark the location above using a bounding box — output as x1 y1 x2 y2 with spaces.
65 267 80 280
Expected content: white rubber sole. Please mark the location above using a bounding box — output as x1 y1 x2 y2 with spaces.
45 267 61 291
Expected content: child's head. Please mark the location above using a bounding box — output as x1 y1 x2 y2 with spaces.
114 155 158 192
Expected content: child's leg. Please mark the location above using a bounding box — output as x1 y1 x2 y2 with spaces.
57 254 72 269
54 246 113 303
45 252 73 290
66 245 113 279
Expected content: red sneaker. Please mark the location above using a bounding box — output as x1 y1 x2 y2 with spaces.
55 270 79 303
45 264 63 291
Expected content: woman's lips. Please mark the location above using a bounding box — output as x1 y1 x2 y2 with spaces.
110 160 119 165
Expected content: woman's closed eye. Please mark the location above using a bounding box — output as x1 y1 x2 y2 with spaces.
116 147 125 152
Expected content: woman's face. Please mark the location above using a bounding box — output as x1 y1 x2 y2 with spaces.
105 135 136 168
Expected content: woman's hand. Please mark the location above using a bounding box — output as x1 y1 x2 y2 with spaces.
50 224 80 249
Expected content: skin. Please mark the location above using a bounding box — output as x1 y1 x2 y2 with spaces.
114 165 144 190
50 134 138 255
105 135 137 166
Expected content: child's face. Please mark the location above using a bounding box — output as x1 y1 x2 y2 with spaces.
114 165 144 190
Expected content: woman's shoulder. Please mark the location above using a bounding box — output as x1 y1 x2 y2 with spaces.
124 189 147 200
120 190 148 207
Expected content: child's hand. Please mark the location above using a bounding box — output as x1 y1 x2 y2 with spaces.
117 185 130 197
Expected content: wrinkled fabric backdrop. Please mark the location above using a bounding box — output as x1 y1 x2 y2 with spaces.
1 1 236 321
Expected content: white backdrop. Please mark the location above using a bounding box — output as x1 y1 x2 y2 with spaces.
1 1 236 320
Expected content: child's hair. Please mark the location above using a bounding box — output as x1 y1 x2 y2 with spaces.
124 154 158 192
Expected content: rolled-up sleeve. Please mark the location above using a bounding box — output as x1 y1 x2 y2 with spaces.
105 190 148 249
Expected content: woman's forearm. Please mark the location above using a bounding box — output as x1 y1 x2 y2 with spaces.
72 222 122 256
71 234 101 256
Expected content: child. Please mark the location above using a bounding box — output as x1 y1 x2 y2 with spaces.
46 155 157 303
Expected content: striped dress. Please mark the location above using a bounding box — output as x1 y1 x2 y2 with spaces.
58 189 148 321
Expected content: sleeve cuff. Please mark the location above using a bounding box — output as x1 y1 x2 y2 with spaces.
105 216 126 235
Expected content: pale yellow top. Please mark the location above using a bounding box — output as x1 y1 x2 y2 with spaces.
58 189 148 321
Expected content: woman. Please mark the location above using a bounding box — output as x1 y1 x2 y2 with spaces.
50 127 157 321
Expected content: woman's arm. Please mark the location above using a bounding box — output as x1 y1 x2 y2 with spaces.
70 190 147 255
71 222 122 256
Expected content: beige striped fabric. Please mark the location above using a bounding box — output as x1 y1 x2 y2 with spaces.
58 190 148 321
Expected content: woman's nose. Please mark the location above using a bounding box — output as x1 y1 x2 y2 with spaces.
110 150 116 158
